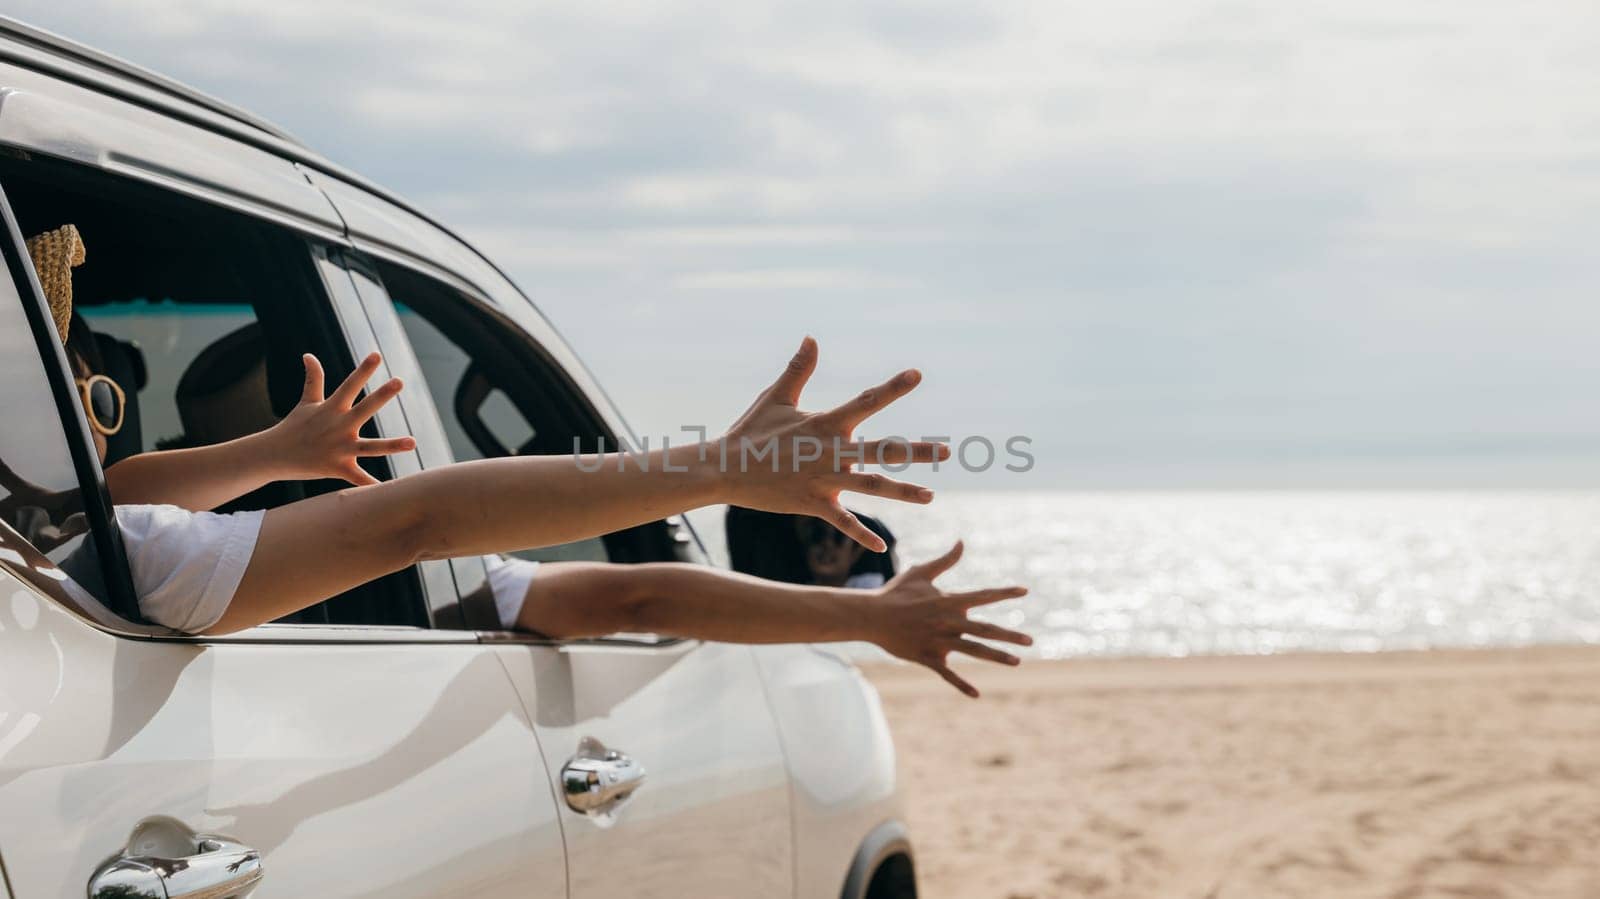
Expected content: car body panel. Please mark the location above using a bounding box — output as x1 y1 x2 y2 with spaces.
752 645 905 899
0 568 567 898
494 640 794 898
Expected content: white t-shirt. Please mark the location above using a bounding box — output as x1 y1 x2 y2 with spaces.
66 504 535 634
61 503 264 633
483 553 541 629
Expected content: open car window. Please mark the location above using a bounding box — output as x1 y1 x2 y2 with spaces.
365 259 688 562
341 255 695 633
0 152 429 631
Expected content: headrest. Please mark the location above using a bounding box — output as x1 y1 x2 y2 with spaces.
175 322 276 446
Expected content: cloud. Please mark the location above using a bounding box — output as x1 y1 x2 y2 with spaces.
674 268 914 291
5 0 1598 486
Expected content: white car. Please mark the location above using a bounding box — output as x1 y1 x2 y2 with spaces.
0 17 915 899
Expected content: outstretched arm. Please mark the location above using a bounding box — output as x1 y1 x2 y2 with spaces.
210 338 950 633
520 542 1031 697
103 353 415 511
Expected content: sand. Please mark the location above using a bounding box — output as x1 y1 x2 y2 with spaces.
861 646 1600 899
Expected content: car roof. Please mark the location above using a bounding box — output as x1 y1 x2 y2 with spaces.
0 15 525 300
0 16 304 147
0 17 641 451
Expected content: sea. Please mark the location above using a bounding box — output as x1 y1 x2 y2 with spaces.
695 491 1600 659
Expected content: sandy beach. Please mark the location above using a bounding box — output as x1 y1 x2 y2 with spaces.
862 646 1600 899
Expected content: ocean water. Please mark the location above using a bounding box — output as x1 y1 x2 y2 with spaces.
704 491 1600 659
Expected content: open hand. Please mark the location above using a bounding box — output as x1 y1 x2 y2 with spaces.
721 337 950 550
866 541 1031 697
264 353 417 486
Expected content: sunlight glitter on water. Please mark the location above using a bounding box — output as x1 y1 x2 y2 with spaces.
770 490 1600 659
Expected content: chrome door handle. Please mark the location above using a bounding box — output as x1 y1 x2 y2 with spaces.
90 818 263 899
562 736 646 822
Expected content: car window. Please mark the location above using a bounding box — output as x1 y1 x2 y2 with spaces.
77 301 256 456
0 193 135 623
0 153 428 630
342 255 692 633
389 299 608 564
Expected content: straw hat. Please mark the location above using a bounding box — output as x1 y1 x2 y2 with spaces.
24 224 85 341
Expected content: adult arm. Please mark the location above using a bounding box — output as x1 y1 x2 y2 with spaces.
520 542 1030 697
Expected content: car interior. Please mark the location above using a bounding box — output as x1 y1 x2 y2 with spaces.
0 147 689 635
0 148 429 627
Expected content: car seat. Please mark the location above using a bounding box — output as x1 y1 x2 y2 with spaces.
172 321 276 448
174 323 425 627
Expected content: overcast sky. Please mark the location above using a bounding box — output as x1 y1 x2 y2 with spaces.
8 1 1599 487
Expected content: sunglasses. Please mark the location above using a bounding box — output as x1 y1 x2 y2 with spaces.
75 374 125 437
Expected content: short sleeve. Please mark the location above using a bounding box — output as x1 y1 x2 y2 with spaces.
483 554 540 629
114 504 264 633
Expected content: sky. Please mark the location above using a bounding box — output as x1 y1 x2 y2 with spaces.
7 1 1599 488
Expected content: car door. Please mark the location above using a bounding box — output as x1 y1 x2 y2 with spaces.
325 242 797 898
0 170 567 899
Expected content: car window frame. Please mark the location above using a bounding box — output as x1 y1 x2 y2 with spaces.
0 181 466 644
311 242 478 625
331 247 706 646
353 252 705 560
0 181 143 625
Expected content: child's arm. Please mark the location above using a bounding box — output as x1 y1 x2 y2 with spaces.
103 353 415 511
518 542 1031 697
209 338 950 632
